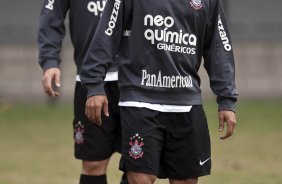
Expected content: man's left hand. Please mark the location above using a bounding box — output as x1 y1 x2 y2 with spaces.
218 110 237 140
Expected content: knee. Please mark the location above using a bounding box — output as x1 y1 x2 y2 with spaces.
127 172 156 184
82 159 109 175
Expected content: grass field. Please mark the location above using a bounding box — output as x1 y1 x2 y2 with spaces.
0 100 282 184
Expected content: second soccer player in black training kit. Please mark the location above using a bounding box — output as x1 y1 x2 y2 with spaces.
80 0 238 183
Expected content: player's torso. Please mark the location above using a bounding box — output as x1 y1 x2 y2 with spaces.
124 0 210 81
68 0 106 29
68 0 107 69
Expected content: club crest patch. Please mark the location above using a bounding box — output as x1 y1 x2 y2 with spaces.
74 121 84 144
129 133 144 160
190 0 203 10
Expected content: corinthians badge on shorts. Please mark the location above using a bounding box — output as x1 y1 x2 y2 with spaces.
129 133 144 160
190 0 203 10
74 121 84 144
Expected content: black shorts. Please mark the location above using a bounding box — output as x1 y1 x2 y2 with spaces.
119 106 211 179
73 81 122 161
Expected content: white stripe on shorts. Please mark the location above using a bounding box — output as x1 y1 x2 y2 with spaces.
119 101 192 113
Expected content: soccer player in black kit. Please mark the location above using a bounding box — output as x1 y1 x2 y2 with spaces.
80 0 238 183
37 0 127 183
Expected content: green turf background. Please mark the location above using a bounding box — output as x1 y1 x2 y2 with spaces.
1 100 281 184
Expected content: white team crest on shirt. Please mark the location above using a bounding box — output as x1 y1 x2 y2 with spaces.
74 121 85 144
129 133 144 160
190 0 203 10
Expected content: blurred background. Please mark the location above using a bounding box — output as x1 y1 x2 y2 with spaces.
0 0 282 184
1 0 282 102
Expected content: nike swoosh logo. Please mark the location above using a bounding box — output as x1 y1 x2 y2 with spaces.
199 157 211 165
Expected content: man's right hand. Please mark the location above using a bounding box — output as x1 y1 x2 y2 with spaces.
42 68 61 97
85 95 109 126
